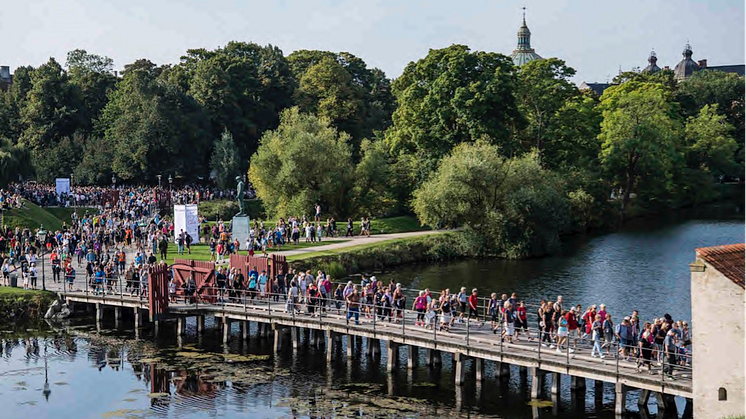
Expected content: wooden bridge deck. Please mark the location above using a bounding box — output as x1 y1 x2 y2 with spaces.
62 292 692 400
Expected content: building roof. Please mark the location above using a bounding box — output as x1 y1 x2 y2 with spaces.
510 10 542 67
578 81 612 96
674 43 700 80
696 243 745 289
704 65 745 77
642 51 661 73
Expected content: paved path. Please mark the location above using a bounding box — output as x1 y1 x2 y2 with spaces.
280 229 449 257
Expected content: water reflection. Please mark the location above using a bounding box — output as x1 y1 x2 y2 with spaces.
0 322 676 419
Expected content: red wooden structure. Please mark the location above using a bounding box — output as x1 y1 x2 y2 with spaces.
172 259 216 303
148 264 170 321
229 254 288 294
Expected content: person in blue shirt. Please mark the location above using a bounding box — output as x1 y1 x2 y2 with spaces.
258 270 268 299
94 268 105 295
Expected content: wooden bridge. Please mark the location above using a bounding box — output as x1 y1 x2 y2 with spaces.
62 288 692 418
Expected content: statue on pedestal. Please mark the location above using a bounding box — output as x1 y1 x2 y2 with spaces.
235 176 246 216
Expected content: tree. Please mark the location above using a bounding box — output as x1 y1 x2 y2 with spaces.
516 58 578 152
598 82 682 219
65 49 117 136
249 107 353 217
544 90 602 172
211 129 242 189
98 60 212 182
412 142 570 258
386 45 523 185
288 50 395 149
351 138 397 217
677 70 745 170
0 138 31 184
170 42 295 163
685 104 738 176
18 58 80 180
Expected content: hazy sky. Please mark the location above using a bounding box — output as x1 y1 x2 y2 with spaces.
3 0 744 83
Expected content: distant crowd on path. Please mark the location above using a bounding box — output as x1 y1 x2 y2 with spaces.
6 182 255 209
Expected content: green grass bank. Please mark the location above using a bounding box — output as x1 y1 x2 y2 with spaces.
288 231 467 278
0 287 56 323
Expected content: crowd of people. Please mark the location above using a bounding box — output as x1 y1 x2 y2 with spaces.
7 182 253 209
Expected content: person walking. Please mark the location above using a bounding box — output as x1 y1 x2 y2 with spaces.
591 314 605 359
346 286 361 325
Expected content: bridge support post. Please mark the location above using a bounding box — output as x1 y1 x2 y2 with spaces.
594 380 604 400
654 392 678 417
291 327 300 349
386 342 399 372
134 308 142 327
177 317 186 337
570 376 586 392
96 303 104 321
154 320 160 336
550 372 561 395
241 321 249 341
530 368 542 399
425 349 441 366
222 318 231 343
637 389 651 407
346 334 356 359
614 383 628 415
326 330 336 362
454 353 467 386
196 315 204 334
475 358 484 382
407 345 418 369
114 307 122 320
273 324 283 353
496 362 510 379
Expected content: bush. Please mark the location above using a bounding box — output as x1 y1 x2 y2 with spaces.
199 199 266 221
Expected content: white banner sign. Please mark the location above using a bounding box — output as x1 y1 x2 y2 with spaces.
55 178 70 196
173 204 199 243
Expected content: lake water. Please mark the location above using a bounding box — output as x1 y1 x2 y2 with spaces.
0 199 742 419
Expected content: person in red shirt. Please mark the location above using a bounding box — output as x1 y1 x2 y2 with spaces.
468 288 484 327
566 307 579 349
515 301 531 341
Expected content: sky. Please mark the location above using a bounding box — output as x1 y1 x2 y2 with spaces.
3 0 744 84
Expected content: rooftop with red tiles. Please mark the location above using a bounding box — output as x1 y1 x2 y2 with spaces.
696 243 745 289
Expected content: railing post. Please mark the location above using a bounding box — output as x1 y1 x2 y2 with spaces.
616 342 620 377
243 290 247 313
537 331 541 361
466 315 470 346
373 304 376 334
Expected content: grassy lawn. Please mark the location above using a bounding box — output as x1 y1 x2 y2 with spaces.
3 200 97 231
159 239 349 265
0 286 55 297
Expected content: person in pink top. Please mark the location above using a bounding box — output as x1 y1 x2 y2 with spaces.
597 304 608 328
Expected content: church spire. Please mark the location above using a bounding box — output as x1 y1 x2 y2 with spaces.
511 7 542 66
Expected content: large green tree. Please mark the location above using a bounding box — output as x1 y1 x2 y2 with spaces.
168 42 295 162
598 82 682 218
412 142 570 258
288 50 395 148
386 45 523 184
249 107 353 217
65 49 117 136
516 58 578 153
98 59 212 182
684 104 738 176
17 58 81 180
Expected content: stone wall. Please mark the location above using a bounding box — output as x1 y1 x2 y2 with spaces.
691 260 745 419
